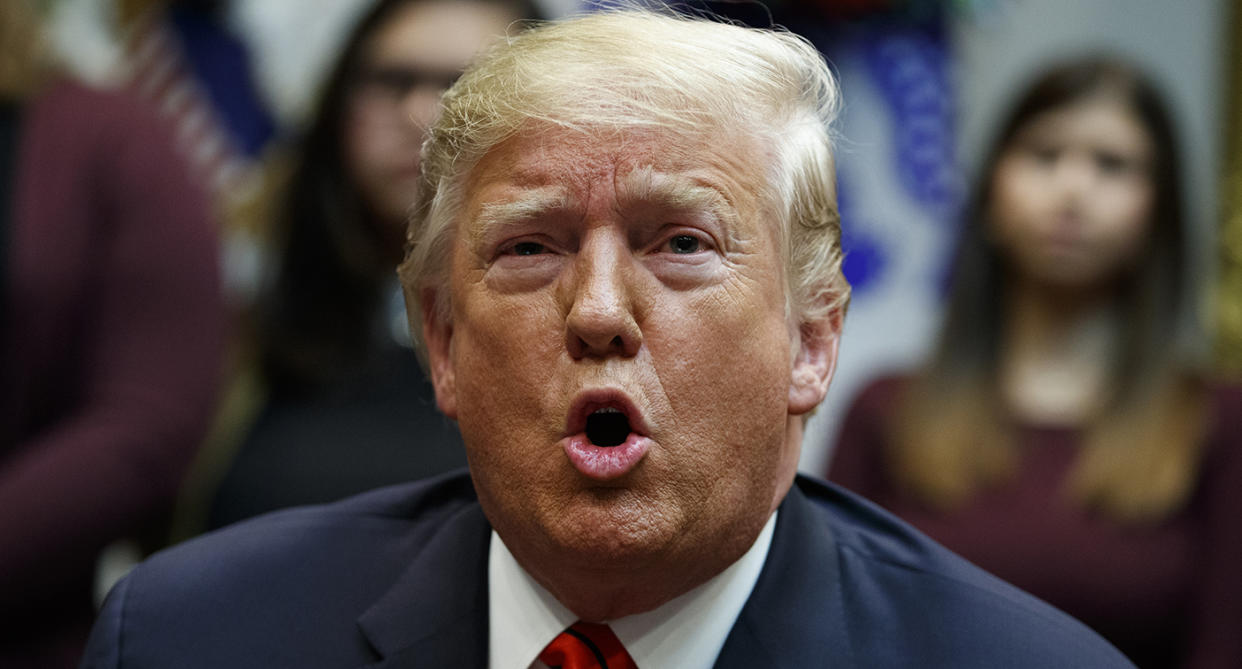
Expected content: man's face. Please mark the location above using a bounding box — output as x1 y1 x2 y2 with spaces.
422 122 832 607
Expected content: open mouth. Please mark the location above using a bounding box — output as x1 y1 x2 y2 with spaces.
563 391 651 479
585 407 631 447
567 391 648 447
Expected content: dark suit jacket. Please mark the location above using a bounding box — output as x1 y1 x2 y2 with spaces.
80 471 1134 668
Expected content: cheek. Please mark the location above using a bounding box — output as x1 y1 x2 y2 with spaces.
343 120 383 184
988 163 1043 239
1107 184 1152 239
450 290 565 420
649 283 792 453
1098 185 1153 252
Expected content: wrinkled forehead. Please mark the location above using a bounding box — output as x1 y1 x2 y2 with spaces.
457 121 777 228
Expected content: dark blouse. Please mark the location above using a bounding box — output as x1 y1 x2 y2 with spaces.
827 376 1242 669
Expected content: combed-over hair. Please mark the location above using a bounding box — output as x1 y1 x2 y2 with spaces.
399 8 848 361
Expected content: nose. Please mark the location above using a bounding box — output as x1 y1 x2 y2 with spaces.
1051 152 1095 205
563 230 643 359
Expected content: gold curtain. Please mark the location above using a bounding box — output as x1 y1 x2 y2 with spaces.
1220 0 1242 376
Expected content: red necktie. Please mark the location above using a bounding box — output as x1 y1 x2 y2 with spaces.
538 622 639 669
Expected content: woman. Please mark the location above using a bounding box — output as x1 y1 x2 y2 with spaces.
201 0 539 529
828 57 1241 668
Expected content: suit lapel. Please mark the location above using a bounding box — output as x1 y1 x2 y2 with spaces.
355 502 493 669
715 479 853 668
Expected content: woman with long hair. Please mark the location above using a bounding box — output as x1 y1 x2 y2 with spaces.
200 0 539 530
828 57 1241 668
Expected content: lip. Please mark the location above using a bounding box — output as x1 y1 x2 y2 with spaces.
565 389 651 436
562 389 652 480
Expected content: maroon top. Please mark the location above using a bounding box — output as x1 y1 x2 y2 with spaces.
827 375 1242 669
0 80 224 666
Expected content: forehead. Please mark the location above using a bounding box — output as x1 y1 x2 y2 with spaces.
462 123 773 219
363 1 516 69
1017 98 1153 155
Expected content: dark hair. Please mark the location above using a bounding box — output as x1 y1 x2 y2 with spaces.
940 57 1188 390
891 56 1207 521
258 0 540 392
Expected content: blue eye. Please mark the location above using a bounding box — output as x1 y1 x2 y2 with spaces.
668 235 701 254
511 241 547 256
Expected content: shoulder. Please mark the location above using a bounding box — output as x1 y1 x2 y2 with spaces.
845 373 910 415
26 78 164 143
1195 382 1242 495
826 373 912 484
1198 382 1242 470
794 476 1134 668
137 469 477 590
1209 382 1242 428
83 471 481 668
20 78 192 207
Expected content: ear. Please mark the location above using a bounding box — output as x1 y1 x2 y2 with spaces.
419 287 459 419
788 310 841 416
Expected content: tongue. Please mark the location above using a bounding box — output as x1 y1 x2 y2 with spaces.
586 412 630 447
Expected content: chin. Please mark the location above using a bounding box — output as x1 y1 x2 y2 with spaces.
548 489 679 558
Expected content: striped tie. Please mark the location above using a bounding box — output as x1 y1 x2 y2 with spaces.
539 622 639 669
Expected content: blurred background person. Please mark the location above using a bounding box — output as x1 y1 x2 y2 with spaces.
174 0 540 534
827 57 1241 669
0 0 225 664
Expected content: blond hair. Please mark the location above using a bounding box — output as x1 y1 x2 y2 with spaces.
398 8 849 361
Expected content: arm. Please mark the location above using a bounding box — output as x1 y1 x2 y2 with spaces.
0 86 225 610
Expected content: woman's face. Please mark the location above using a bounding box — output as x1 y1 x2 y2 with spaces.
343 1 518 231
988 96 1156 291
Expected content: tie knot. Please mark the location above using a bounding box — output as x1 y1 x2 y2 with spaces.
539 621 638 669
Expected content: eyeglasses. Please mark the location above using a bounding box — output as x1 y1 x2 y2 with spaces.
350 64 462 102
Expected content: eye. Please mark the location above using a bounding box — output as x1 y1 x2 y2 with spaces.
509 241 549 256
1095 151 1131 175
667 235 702 254
1028 145 1059 165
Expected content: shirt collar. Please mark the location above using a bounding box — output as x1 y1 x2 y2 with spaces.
488 511 778 669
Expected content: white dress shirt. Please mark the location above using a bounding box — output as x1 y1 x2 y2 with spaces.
487 511 777 669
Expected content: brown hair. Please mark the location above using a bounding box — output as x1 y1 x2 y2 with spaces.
0 0 49 99
891 56 1208 522
258 0 540 391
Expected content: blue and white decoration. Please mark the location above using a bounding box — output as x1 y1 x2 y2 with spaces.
799 16 963 474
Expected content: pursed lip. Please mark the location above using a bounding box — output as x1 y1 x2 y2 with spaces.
561 388 652 481
564 388 651 438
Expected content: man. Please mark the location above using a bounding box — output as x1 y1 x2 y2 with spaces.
81 9 1134 668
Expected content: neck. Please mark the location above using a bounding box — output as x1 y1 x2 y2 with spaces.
506 509 772 622
998 276 1122 424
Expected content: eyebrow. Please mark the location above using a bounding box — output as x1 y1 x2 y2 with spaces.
470 186 572 243
468 169 739 244
618 166 739 231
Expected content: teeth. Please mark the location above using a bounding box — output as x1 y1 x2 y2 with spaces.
594 407 623 414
